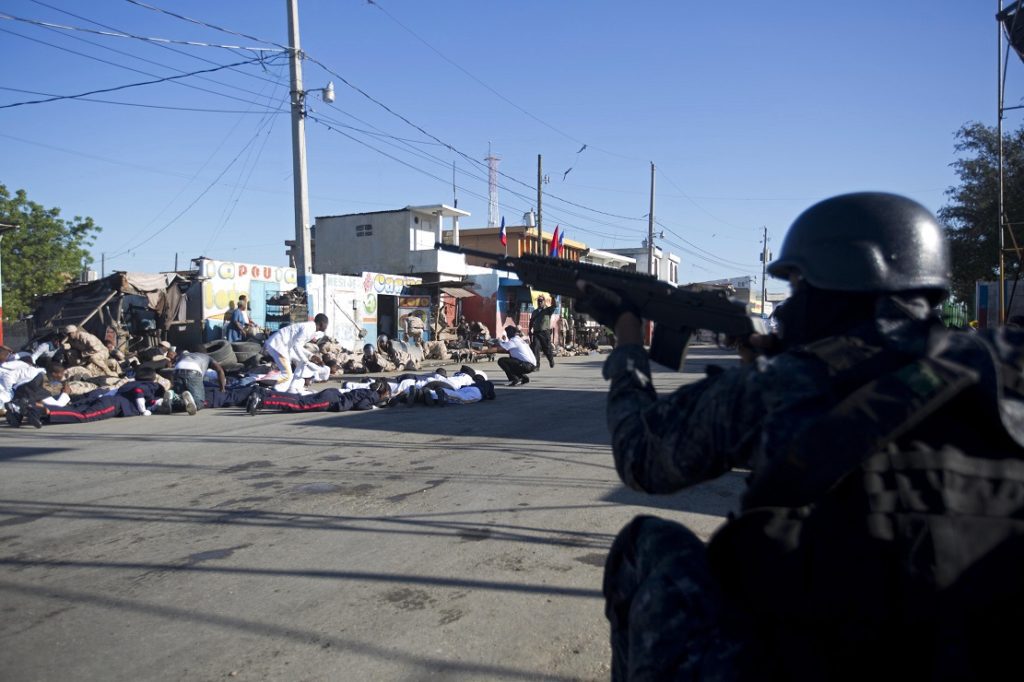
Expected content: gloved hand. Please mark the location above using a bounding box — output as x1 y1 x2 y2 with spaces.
575 280 633 328
141 409 152 416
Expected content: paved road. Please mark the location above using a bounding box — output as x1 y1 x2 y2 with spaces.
0 347 744 681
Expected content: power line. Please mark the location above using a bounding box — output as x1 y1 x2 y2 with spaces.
655 220 755 269
366 0 587 148
23 1 289 103
307 112 629 243
657 167 751 232
0 54 283 110
32 0 288 90
107 119 277 259
0 26 288 109
305 55 648 226
0 86 285 113
0 11 285 53
123 0 289 51
116 0 655 229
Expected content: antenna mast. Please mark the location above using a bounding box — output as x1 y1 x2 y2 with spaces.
485 143 501 228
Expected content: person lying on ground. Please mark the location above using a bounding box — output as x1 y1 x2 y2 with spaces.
5 367 164 428
245 379 390 415
1 346 46 408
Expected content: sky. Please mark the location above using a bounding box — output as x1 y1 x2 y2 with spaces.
0 0 1012 294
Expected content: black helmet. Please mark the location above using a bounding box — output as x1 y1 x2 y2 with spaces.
767 192 950 302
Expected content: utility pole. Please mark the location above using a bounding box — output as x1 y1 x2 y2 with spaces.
536 154 543 255
648 162 656 276
101 252 105 278
760 226 769 316
287 0 312 291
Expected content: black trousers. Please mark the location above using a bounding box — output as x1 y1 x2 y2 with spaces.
13 374 50 403
497 356 535 381
604 515 755 681
531 330 554 368
45 395 124 424
261 388 377 413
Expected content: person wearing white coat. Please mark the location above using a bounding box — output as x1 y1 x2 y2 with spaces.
262 314 329 392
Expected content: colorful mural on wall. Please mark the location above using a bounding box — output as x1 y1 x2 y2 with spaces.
200 259 296 321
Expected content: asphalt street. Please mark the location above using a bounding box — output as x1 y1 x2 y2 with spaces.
0 346 745 681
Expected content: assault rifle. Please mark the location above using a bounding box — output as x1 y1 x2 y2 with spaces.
436 242 767 371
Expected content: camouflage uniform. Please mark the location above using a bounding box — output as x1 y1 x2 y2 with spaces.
601 299 951 680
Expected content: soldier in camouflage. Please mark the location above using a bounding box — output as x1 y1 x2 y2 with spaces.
580 193 1020 680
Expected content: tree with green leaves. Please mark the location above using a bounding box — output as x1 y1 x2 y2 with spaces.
0 184 101 321
939 122 1024 309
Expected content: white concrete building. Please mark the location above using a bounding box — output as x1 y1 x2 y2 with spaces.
580 248 636 270
313 204 471 279
603 246 681 284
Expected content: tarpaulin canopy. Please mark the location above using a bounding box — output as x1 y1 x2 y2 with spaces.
439 286 476 299
31 271 179 341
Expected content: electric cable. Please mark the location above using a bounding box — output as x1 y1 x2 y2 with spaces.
0 47 282 109
0 26 287 110
32 0 289 90
0 11 285 53
22 3 289 102
0 86 285 113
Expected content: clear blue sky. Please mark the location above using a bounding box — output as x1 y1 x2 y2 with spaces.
0 0 1008 293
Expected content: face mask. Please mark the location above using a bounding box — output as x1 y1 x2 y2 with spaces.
775 283 877 349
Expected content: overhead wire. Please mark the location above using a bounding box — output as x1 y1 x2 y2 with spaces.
31 0 289 90
657 167 752 233
0 48 283 110
122 0 290 51
0 86 285 113
110 0 655 231
22 1 288 102
307 101 638 240
0 11 285 53
60 2 756 262
0 25 287 110
106 119 280 259
307 111 626 242
655 220 756 269
203 71 290 253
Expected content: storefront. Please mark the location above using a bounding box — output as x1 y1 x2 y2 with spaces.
197 258 421 347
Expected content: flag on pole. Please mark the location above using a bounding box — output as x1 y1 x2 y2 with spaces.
549 225 560 257
557 229 565 257
499 216 507 246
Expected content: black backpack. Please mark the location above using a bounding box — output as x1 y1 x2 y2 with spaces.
707 330 1024 681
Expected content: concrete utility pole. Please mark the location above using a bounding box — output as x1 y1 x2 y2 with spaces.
287 0 313 291
536 154 543 255
761 226 769 315
648 162 656 276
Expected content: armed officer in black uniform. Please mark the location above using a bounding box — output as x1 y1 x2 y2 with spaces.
581 193 1024 681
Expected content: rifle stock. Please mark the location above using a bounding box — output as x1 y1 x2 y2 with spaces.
436 242 767 371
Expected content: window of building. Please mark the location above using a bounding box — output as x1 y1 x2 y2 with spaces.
669 261 678 284
356 224 373 237
653 256 661 277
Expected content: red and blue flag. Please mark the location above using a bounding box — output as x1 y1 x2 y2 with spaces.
499 216 507 246
549 225 560 257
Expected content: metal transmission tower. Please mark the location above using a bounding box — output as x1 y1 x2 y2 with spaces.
485 146 501 227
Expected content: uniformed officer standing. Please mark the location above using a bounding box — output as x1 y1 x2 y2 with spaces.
579 193 1024 681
